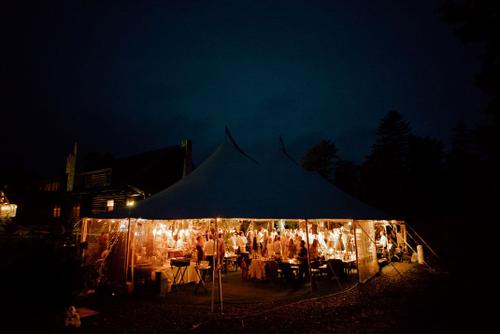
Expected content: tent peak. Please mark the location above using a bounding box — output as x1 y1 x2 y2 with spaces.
224 126 259 164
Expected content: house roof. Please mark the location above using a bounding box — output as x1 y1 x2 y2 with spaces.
80 146 185 195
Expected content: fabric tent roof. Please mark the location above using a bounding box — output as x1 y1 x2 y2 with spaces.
100 128 389 220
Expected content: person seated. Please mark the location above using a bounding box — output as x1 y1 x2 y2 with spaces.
297 240 308 282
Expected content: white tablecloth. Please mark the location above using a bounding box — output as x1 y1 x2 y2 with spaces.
152 262 199 294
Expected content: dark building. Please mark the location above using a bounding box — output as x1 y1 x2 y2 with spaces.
29 139 192 229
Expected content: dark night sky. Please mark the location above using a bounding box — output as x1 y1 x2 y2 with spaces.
1 0 486 177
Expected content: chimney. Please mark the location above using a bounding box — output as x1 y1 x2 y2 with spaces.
181 139 192 177
65 142 78 192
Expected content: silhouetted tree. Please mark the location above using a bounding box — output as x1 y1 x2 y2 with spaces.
407 134 444 216
447 122 475 171
444 122 481 218
302 139 339 181
441 1 500 164
361 110 412 213
441 2 500 263
334 159 361 197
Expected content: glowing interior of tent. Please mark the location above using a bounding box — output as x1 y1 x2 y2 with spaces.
78 218 406 286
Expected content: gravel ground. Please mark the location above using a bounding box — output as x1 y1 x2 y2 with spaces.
61 262 457 334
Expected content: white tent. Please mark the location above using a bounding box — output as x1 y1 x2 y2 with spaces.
106 128 388 220
83 128 401 296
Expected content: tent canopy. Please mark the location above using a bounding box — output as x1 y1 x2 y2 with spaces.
96 128 388 220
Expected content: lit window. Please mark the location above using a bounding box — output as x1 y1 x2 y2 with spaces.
106 200 114 212
53 205 61 218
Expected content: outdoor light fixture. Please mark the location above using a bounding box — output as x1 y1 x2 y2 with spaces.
126 199 135 207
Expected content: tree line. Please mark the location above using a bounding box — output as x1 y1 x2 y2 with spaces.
301 110 489 263
302 1 500 265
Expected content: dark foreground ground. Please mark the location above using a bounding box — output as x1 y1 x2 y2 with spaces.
41 262 461 334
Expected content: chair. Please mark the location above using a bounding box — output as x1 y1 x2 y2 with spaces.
310 260 323 280
319 263 328 276
310 268 322 280
277 261 294 284
345 260 357 276
327 259 347 281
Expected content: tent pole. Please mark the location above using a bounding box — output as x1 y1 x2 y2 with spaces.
218 263 224 314
304 219 315 292
124 217 132 285
353 220 360 283
211 220 217 312
218 219 224 315
130 221 136 287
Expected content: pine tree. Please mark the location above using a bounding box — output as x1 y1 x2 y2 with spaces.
302 139 339 181
362 110 412 212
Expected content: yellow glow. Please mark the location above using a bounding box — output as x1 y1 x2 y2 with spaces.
126 199 135 207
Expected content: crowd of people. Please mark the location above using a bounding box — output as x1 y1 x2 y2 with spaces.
127 222 359 273
189 224 358 273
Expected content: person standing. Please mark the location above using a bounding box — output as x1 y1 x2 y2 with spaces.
379 231 388 258
195 236 204 264
237 231 247 253
310 239 320 260
272 235 282 258
251 237 260 257
204 235 215 268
